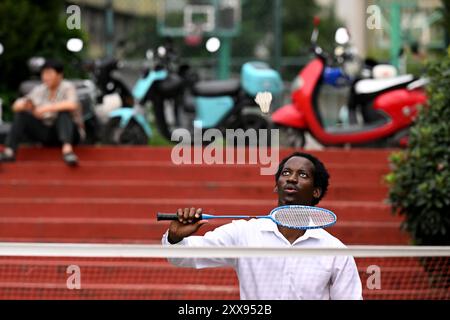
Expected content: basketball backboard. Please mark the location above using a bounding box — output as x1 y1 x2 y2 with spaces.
157 0 241 38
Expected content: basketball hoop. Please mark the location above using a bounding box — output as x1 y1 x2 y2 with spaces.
184 33 203 46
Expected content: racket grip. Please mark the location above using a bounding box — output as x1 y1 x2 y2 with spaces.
157 213 179 221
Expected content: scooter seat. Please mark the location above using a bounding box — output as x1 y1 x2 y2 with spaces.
355 74 414 95
193 79 241 97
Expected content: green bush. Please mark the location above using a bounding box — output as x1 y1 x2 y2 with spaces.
386 50 450 245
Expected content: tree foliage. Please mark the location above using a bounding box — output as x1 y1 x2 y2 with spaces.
442 0 450 47
0 0 85 119
386 51 450 245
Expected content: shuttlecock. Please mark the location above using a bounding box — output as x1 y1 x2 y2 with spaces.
255 92 272 114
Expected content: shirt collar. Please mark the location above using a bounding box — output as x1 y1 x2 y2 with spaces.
44 81 64 100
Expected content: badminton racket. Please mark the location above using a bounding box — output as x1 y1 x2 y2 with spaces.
157 205 337 230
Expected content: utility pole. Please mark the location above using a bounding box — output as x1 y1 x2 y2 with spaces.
105 0 115 57
390 2 402 70
218 36 231 79
273 0 282 72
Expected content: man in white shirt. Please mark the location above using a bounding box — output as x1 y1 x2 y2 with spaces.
161 152 363 300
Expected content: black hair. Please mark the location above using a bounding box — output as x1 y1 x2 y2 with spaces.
275 152 330 205
41 59 64 74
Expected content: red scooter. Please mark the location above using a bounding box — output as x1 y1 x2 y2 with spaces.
272 21 428 148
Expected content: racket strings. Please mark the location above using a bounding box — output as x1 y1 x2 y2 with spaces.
273 207 335 229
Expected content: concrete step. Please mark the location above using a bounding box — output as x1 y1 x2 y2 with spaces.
0 258 435 290
0 198 402 222
1 284 447 300
0 255 447 300
0 217 410 245
5 147 394 164
362 289 450 300
0 162 389 183
0 283 239 300
0 258 238 286
0 180 389 202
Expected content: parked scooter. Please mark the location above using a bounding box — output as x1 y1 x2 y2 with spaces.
332 27 401 81
320 28 408 127
82 57 152 145
272 20 428 148
134 42 283 142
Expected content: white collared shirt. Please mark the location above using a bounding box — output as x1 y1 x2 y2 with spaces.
162 219 363 300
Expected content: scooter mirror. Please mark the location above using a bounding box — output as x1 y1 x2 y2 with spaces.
157 46 167 58
28 57 46 73
66 38 84 53
334 46 345 57
0 42 4 56
335 28 350 45
146 49 154 60
313 16 321 27
311 17 321 44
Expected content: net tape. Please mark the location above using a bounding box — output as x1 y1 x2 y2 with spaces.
0 243 449 258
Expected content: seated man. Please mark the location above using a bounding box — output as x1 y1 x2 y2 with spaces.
0 59 82 166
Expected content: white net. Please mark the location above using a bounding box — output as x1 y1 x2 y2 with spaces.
0 243 449 300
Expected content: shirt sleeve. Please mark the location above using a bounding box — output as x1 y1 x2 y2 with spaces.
161 221 244 269
329 255 363 300
61 82 79 103
25 85 44 107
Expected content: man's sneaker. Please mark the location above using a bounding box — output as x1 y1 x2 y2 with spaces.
62 152 78 167
0 151 16 163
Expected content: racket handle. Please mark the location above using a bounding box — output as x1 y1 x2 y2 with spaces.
157 213 205 221
157 213 179 221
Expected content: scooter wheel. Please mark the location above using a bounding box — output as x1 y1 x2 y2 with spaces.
102 118 148 145
238 112 271 131
277 126 306 148
231 111 273 146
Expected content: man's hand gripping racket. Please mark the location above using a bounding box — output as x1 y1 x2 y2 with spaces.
164 208 208 243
